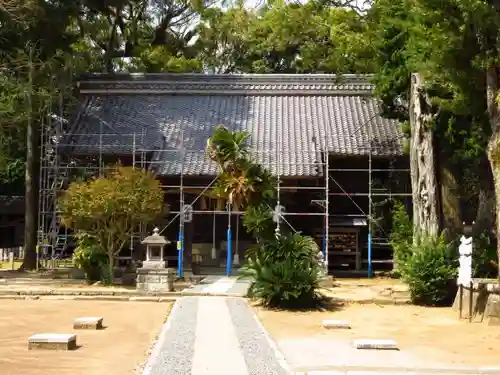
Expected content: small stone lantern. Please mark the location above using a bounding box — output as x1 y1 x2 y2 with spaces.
141 228 169 269
136 228 176 293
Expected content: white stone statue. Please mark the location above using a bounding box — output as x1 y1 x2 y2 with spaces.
457 235 473 286
316 250 327 277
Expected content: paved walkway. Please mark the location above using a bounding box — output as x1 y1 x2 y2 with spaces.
181 276 252 297
143 296 292 375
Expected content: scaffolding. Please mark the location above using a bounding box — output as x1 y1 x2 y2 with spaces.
37 128 331 272
37 129 411 276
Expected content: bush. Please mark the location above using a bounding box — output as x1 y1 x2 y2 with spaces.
389 201 413 274
400 234 457 306
473 231 498 278
72 234 109 284
241 232 323 308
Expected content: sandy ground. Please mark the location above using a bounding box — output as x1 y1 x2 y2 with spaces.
255 303 500 368
0 300 171 375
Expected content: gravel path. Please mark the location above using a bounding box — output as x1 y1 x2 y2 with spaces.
181 276 252 296
227 297 292 375
143 296 292 375
145 297 198 375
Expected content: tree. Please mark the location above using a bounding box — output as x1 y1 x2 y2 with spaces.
197 2 374 74
206 125 276 210
206 126 324 308
0 0 81 270
59 166 164 281
69 0 212 73
368 0 500 274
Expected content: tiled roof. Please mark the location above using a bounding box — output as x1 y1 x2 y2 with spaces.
66 74 403 177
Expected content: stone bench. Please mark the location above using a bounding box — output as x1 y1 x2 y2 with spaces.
353 339 399 350
322 319 351 329
73 317 104 330
28 333 77 350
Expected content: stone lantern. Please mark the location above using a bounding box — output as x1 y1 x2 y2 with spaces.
136 228 176 293
141 227 169 269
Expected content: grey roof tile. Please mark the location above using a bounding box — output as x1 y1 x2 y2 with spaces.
65 74 403 177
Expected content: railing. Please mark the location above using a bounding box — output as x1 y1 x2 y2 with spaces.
0 247 24 261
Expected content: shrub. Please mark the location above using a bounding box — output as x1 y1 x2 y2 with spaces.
241 232 323 308
389 201 413 274
242 204 275 242
400 234 457 306
60 166 164 282
473 231 498 278
72 234 108 284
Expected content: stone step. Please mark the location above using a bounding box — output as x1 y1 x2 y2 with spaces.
28 333 77 350
322 320 351 329
352 339 399 350
74 317 104 330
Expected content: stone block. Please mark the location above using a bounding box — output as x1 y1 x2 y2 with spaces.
129 296 159 302
28 333 77 350
73 317 103 330
136 268 176 293
353 339 399 350
322 319 351 329
141 260 166 269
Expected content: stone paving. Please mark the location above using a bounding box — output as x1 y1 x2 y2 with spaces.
181 276 252 297
143 296 292 375
296 372 500 375
277 336 500 375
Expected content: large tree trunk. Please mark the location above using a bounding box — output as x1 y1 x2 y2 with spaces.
409 73 441 240
474 159 495 235
439 166 461 235
485 65 500 277
20 59 39 271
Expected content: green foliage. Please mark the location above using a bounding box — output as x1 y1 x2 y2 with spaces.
197 3 374 74
242 204 275 242
207 126 323 308
241 232 323 308
473 231 498 278
400 234 457 306
72 234 108 284
207 125 276 209
389 200 413 273
60 166 164 281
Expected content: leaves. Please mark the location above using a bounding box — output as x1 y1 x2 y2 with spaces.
399 234 457 306
59 166 164 265
207 125 276 209
197 2 374 74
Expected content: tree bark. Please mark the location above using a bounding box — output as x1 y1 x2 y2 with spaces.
439 166 461 235
409 73 441 240
470 156 495 235
485 65 500 277
20 54 39 271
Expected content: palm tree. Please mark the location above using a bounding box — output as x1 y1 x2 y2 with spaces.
206 125 250 174
207 125 276 210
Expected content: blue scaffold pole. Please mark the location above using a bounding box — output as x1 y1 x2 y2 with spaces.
226 228 232 277
177 231 183 278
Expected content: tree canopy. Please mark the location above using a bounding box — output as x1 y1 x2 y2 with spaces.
2 0 500 274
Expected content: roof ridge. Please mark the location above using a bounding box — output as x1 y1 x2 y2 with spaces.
79 72 374 81
77 73 375 96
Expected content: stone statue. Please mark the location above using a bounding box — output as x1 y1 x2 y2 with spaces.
316 250 327 277
457 235 473 286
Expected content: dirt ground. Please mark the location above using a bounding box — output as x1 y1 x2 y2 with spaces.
0 300 171 375
255 303 500 367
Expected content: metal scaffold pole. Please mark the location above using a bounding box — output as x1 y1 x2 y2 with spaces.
368 139 373 278
324 150 329 269
178 131 185 278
